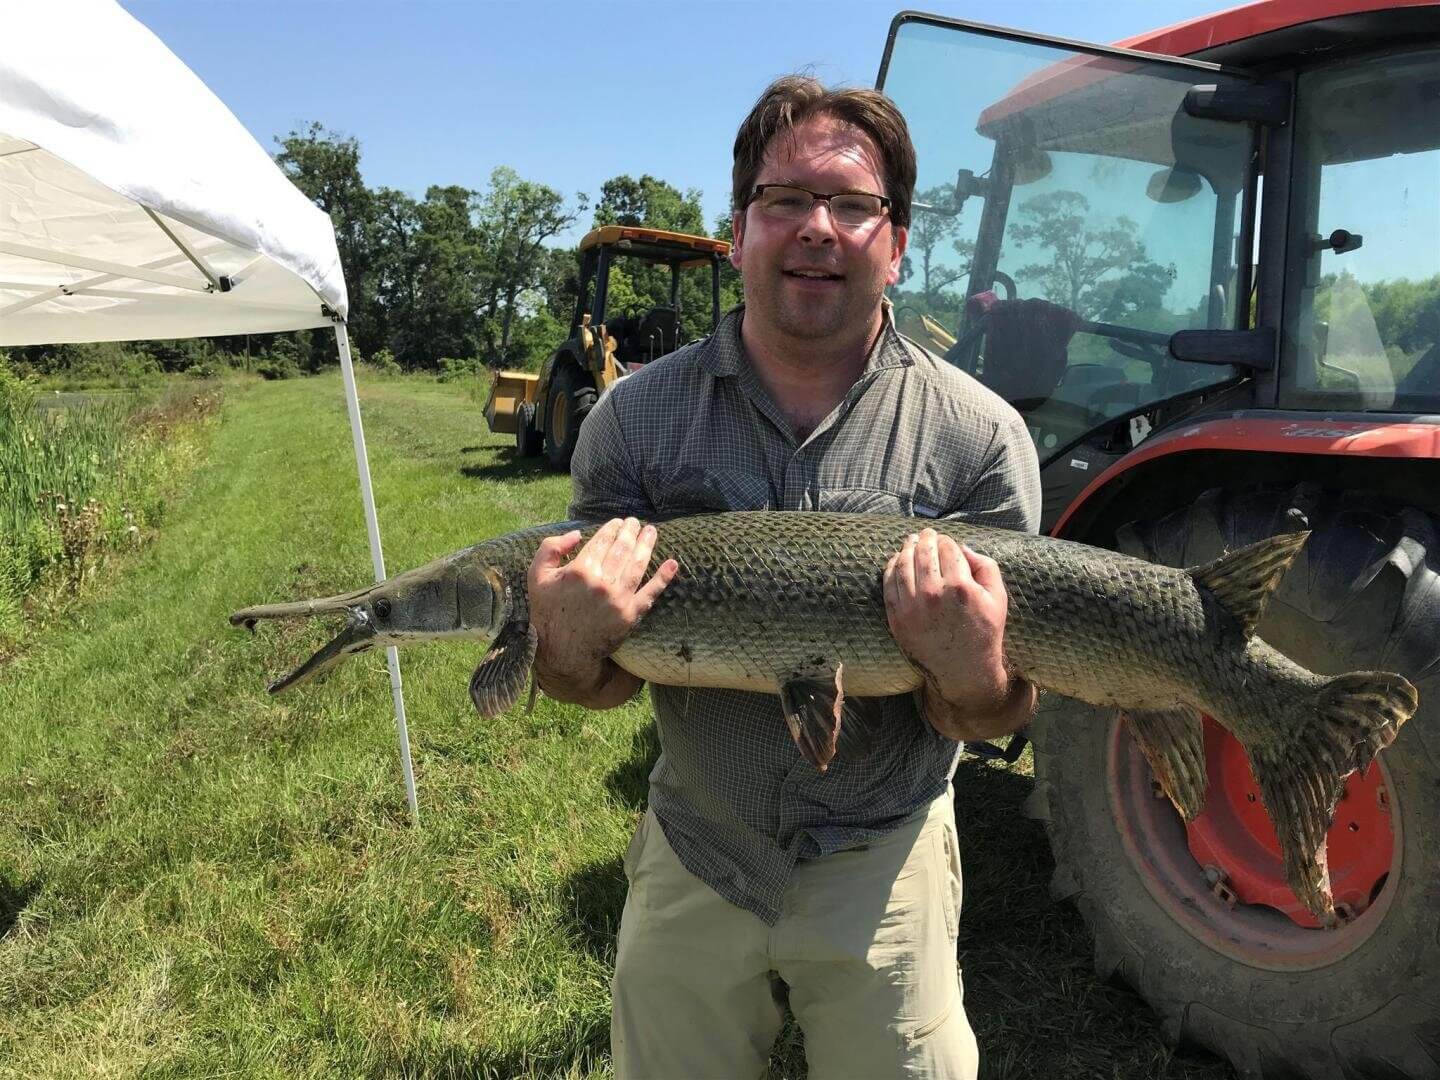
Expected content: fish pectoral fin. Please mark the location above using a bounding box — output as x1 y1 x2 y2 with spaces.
1253 669 1418 918
779 663 846 774
1123 704 1207 820
469 621 539 717
1188 530 1310 639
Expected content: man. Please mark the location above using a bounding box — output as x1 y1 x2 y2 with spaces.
527 76 1041 1079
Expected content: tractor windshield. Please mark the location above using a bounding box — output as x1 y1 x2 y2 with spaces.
1280 47 1440 413
880 19 1258 464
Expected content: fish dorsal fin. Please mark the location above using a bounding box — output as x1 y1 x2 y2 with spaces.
469 621 538 717
1189 530 1310 639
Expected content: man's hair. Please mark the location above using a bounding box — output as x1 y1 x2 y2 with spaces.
732 75 917 231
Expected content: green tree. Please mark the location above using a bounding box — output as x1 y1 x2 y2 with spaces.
275 124 379 363
592 176 717 343
473 167 584 368
906 185 970 310
594 175 705 234
1010 190 1173 320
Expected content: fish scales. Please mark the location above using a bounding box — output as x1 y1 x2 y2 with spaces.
231 509 1418 917
614 512 1263 726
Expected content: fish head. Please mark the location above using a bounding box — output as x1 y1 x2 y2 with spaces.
231 554 514 693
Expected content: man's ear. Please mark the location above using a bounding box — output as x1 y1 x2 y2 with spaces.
729 209 745 271
886 224 909 288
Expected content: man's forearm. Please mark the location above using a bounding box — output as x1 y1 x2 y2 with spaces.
920 674 1036 742
533 653 645 710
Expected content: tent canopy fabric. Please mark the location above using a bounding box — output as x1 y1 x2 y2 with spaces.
0 1 346 346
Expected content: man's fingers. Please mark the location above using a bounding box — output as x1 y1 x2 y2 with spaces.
601 517 643 577
631 558 679 615
616 523 659 592
531 530 584 579
580 517 625 570
962 544 1004 595
937 534 965 584
894 533 919 602
915 528 943 593
883 552 903 631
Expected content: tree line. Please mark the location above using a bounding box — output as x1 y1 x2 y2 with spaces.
275 123 741 375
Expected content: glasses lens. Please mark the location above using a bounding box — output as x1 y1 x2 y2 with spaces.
830 193 884 225
756 186 812 218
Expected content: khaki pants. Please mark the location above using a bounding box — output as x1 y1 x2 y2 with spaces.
611 791 979 1080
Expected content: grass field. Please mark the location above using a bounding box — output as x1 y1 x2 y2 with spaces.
0 373 1235 1079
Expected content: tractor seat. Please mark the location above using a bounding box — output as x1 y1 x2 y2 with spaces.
637 306 679 362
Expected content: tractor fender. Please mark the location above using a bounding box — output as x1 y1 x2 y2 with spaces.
1051 413 1440 542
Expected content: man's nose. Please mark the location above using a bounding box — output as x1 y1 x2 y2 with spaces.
796 200 838 245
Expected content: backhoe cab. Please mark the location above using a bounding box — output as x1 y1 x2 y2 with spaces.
485 225 729 470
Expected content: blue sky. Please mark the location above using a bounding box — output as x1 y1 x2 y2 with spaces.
120 0 1227 243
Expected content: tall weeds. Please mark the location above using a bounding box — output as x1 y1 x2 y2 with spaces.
0 364 219 643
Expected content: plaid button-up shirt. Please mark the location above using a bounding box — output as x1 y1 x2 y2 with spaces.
569 305 1041 924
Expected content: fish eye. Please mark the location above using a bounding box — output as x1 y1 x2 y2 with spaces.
373 598 392 620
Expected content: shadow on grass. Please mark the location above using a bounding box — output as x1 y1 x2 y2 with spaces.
459 451 552 483
0 873 40 940
550 720 662 966
385 1038 610 1079
604 720 659 812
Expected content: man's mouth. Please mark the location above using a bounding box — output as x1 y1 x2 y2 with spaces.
783 268 845 282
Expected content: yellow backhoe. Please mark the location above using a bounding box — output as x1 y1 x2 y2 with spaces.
484 225 730 470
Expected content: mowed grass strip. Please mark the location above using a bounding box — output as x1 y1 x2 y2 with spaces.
0 373 1233 1079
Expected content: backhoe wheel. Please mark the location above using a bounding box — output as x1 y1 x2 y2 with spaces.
514 401 542 457
1028 484 1440 1079
543 361 595 471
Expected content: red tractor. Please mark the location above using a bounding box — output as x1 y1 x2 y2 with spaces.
879 3 1440 1075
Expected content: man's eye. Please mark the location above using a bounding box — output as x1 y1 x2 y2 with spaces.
769 193 807 209
833 196 876 216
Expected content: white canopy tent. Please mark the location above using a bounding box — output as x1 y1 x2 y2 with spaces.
0 0 419 822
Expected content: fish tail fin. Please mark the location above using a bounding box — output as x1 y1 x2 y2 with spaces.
1124 705 1208 819
1254 670 1417 916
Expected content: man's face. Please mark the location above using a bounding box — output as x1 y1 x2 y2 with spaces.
731 114 907 345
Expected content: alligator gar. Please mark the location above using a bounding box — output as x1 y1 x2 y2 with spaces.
231 511 1417 916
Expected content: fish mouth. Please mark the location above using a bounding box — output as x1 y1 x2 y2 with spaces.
230 592 379 693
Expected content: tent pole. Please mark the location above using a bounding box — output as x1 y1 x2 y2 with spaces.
334 321 420 826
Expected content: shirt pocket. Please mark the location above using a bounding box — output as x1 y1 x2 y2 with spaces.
815 486 916 516
651 465 773 514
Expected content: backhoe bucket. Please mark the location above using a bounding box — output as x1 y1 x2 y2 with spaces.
483 371 539 435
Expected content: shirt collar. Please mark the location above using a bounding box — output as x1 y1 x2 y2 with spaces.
698 298 913 380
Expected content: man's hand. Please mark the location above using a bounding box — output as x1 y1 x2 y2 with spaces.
528 517 679 709
883 528 1034 740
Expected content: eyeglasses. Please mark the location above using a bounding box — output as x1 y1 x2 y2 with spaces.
748 184 891 228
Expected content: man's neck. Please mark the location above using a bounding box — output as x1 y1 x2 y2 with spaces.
739 309 884 442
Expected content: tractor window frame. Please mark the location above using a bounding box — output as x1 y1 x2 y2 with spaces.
877 14 1265 468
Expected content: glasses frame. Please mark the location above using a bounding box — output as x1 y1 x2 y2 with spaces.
747 184 892 227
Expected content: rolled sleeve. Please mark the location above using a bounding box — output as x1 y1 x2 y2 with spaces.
567 386 656 522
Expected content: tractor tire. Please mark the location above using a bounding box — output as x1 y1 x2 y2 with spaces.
1028 484 1440 1079
543 362 595 471
514 401 542 457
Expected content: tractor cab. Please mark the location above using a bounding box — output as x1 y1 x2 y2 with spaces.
881 12 1440 529
488 225 729 470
